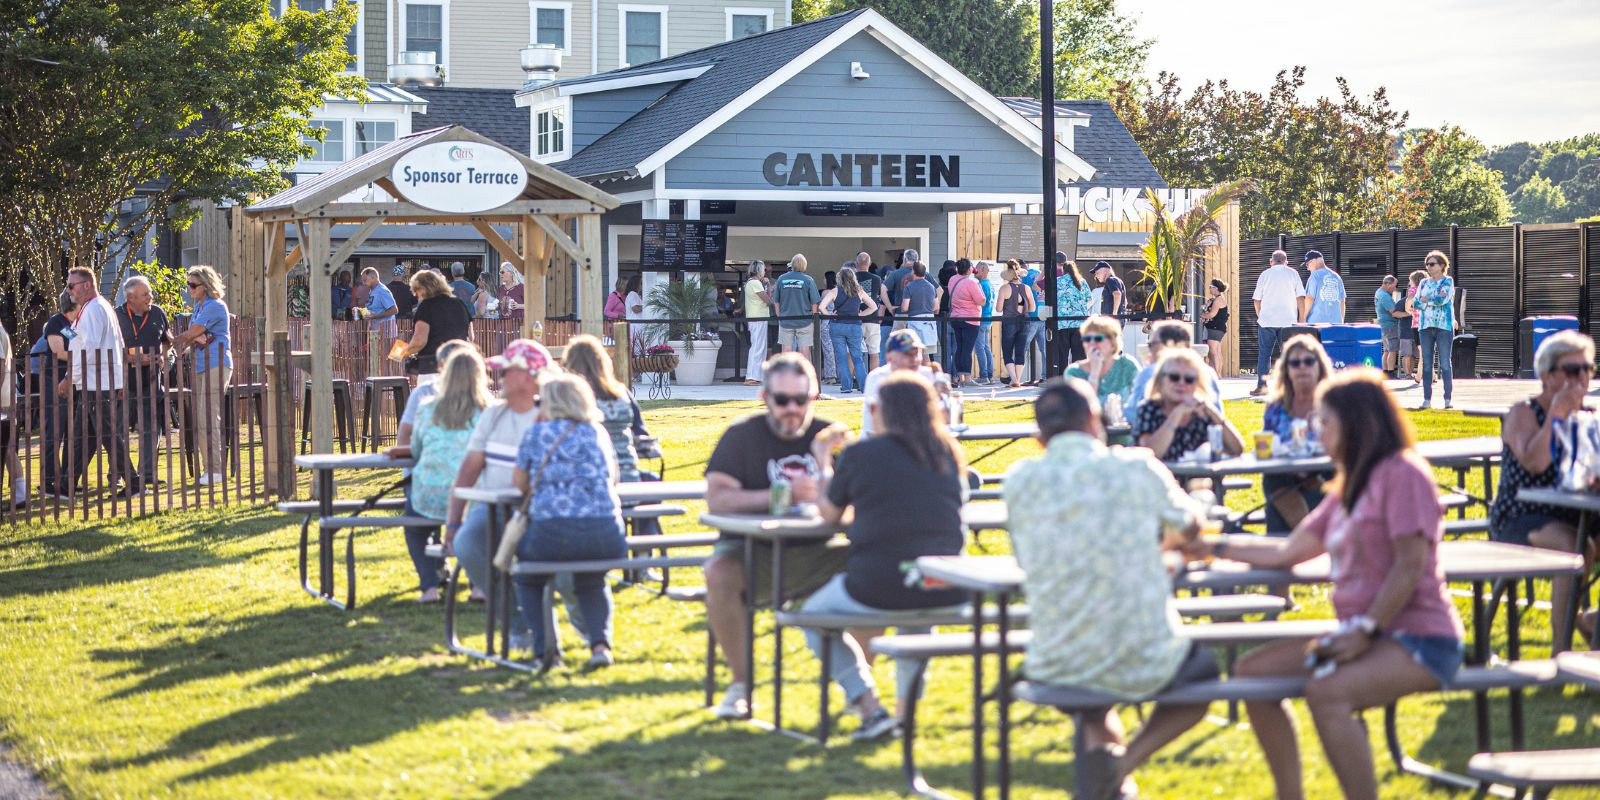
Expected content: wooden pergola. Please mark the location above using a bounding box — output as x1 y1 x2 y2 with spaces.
245 125 619 461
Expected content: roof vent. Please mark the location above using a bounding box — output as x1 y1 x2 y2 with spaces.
388 51 444 88
521 43 562 85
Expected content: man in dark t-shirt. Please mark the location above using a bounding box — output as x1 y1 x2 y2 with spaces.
703 352 849 719
1093 261 1126 317
386 266 416 318
116 276 171 490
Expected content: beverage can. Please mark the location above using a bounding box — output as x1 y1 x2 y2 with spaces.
769 477 792 517
1290 419 1309 455
1253 431 1273 459
948 390 966 432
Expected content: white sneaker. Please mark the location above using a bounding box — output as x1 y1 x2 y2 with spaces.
197 473 225 486
713 682 749 719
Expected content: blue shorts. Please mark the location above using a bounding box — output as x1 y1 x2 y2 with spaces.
1391 633 1464 688
1491 512 1565 546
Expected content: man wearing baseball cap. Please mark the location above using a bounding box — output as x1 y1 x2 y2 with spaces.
1091 261 1125 318
859 329 935 437
1300 250 1345 324
445 338 552 646
386 264 416 318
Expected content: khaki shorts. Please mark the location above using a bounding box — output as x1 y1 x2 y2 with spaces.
712 538 850 608
861 322 881 352
779 325 814 350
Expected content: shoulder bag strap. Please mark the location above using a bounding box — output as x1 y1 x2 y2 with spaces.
519 420 581 515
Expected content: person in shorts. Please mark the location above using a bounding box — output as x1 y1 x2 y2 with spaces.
852 252 884 372
1375 275 1403 377
774 255 820 356
704 353 849 719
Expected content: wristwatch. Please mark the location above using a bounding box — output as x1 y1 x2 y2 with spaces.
1349 614 1380 637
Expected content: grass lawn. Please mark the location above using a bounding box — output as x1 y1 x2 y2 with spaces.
1 400 1597 799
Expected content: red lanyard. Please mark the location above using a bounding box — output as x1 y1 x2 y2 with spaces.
125 308 152 341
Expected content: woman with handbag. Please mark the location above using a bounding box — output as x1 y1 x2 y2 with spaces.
398 270 472 374
504 373 625 670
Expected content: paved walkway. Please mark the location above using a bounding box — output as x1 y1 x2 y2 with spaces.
0 744 51 800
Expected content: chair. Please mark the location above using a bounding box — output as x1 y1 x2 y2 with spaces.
361 376 410 452
300 378 355 454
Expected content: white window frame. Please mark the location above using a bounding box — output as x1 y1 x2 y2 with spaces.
724 7 771 41
280 0 364 75
351 118 398 157
530 96 571 163
529 0 573 56
400 0 450 77
304 119 347 164
617 4 667 69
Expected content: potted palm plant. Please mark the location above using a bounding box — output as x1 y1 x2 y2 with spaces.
1138 178 1257 319
644 275 724 385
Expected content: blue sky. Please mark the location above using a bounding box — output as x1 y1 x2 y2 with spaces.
1124 0 1600 145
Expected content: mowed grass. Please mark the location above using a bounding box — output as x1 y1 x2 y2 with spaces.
0 400 1597 799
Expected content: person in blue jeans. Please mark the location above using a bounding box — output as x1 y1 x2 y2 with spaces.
820 268 879 394
974 261 996 384
1021 265 1048 382
510 374 626 670
1413 250 1456 409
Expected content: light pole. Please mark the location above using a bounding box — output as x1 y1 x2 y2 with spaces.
1039 0 1058 376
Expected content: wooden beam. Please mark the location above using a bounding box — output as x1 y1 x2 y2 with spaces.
306 218 335 456
283 244 303 270
579 213 603 337
532 213 584 263
328 217 383 271
290 199 606 221
522 215 546 338
471 221 524 271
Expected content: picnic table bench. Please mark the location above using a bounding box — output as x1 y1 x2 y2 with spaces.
287 452 416 610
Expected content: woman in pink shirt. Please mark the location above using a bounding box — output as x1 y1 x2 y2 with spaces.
1191 369 1463 800
946 258 987 388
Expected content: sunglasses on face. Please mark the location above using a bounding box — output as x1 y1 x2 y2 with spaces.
1287 357 1319 369
1163 373 1198 385
1082 335 1108 343
768 392 812 408
1425 260 1441 267
1555 363 1594 378
67 281 89 289
187 282 203 288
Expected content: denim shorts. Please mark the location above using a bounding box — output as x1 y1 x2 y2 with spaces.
1391 633 1464 688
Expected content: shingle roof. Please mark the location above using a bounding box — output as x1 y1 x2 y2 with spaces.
408 87 529 154
1001 98 1166 190
557 9 867 179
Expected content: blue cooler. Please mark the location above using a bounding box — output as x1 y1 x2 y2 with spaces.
1518 316 1580 377
1316 323 1383 369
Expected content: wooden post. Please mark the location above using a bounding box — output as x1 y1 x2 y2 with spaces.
262 222 290 494
307 218 334 455
522 215 548 339
611 322 631 386
272 332 297 498
579 213 603 337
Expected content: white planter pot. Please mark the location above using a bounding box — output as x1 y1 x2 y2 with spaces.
668 339 722 385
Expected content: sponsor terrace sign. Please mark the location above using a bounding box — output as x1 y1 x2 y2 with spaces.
390 142 529 213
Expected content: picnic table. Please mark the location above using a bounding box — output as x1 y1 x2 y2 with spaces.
1515 487 1600 651
290 452 416 610
951 422 1130 467
914 537 1583 799
1555 651 1600 689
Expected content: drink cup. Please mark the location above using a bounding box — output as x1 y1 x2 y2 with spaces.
1253 431 1273 459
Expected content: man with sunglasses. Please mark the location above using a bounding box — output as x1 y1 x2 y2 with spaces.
59 266 138 498
703 353 849 719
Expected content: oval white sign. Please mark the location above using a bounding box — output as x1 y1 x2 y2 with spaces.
390 141 529 213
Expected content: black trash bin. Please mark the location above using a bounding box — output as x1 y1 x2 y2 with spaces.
1452 332 1478 378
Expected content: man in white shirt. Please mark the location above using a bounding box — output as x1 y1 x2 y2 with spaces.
1249 250 1306 397
59 267 138 497
860 329 935 436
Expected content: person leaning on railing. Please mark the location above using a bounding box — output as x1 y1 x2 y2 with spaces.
396 269 472 375
171 265 232 487
60 266 139 498
30 290 78 500
116 276 172 492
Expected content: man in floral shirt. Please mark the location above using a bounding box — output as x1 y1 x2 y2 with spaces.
1005 377 1219 797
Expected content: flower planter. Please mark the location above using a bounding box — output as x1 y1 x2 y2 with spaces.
668 339 722 386
631 354 679 374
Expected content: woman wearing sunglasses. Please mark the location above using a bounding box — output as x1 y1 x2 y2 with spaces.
1066 315 1142 415
1261 335 1335 530
1134 347 1243 460
1413 251 1456 409
1489 330 1598 648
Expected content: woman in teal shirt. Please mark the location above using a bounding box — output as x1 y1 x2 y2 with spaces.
1054 259 1095 371
1414 250 1456 409
406 347 491 602
1066 315 1141 424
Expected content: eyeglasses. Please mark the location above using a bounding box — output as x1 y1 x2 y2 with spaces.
1424 260 1441 267
1082 335 1108 343
1163 373 1198 385
1556 363 1594 378
187 282 203 288
768 392 812 408
66 281 89 289
1287 357 1319 369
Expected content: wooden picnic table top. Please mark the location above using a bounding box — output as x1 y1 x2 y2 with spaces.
700 503 1008 540
916 539 1583 595
295 452 414 471
952 421 1131 442
1518 487 1600 514
454 479 709 507
1166 435 1501 479
1555 651 1600 690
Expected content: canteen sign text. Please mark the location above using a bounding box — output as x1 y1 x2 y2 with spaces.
762 152 960 188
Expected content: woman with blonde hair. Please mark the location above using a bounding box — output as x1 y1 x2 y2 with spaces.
1261 334 1335 529
172 265 232 485
1414 251 1456 408
401 346 492 602
1066 315 1140 410
399 269 472 374
498 262 526 323
510 372 625 669
1134 347 1244 460
562 334 645 483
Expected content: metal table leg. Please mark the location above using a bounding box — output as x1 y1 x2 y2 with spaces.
997 591 1012 800
971 589 986 798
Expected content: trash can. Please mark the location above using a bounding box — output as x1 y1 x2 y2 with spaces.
1317 323 1383 369
1518 316 1578 377
1452 333 1478 378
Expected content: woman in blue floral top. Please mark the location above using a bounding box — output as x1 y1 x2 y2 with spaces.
511 374 624 670
1054 259 1095 372
404 347 491 602
1414 250 1456 409
1260 335 1333 531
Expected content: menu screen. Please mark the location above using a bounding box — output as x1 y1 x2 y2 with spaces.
640 220 729 271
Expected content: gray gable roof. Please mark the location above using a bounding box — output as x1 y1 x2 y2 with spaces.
1001 98 1166 190
556 9 867 180
408 87 529 154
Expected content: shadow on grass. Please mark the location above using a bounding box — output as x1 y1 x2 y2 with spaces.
0 505 288 600
1404 685 1600 772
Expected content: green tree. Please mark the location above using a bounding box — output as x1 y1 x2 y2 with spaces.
1404 126 1511 228
0 0 364 316
791 0 833 23
1052 0 1151 100
1562 163 1600 216
1512 175 1571 224
817 0 1039 96
1111 68 1413 238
